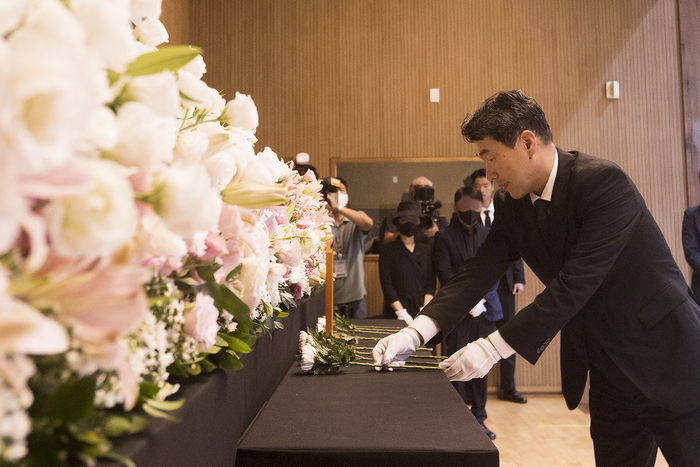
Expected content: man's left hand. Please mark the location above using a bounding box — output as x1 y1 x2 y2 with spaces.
438 338 501 381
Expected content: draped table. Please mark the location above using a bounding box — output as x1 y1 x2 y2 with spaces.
105 292 326 467
235 319 499 467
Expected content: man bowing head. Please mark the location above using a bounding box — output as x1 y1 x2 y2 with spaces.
373 90 700 466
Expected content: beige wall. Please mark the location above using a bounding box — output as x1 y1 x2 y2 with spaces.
162 0 691 392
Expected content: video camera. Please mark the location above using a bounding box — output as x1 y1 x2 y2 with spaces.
412 185 442 227
320 177 342 200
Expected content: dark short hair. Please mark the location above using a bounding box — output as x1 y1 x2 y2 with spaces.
461 90 553 148
454 186 483 204
470 168 487 183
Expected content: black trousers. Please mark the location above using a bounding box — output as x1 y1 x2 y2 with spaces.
496 277 516 393
588 349 700 467
444 314 496 423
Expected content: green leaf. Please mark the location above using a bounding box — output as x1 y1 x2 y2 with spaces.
217 351 244 371
166 361 188 378
45 376 96 422
195 261 221 284
218 287 252 332
125 45 202 76
230 329 257 347
146 398 184 411
277 311 289 318
103 415 148 437
215 334 229 348
217 333 252 353
142 403 181 422
198 358 217 373
225 264 243 283
139 382 160 400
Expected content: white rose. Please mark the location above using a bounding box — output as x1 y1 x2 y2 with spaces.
221 92 259 131
181 54 206 80
126 72 180 116
132 17 168 47
0 37 109 173
177 71 225 112
174 129 209 165
152 163 222 238
111 101 177 171
71 0 139 72
43 159 139 259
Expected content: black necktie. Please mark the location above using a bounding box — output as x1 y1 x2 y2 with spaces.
534 199 550 238
484 210 491 227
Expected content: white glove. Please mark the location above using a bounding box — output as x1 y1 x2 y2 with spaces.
372 328 420 370
438 337 501 381
395 309 414 325
469 299 487 318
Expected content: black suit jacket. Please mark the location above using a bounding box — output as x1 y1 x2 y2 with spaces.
421 150 700 413
433 218 502 322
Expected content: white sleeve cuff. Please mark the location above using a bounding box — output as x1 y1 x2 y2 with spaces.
409 315 440 345
488 330 516 358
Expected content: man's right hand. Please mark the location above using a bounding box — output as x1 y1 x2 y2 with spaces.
372 328 421 370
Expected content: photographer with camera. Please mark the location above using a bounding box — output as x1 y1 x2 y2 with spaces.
321 177 374 319
380 176 448 247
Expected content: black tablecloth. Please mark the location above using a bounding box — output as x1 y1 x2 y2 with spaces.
105 292 326 467
236 320 499 467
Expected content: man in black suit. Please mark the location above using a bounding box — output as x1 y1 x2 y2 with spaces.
434 186 502 439
471 168 527 404
374 90 700 466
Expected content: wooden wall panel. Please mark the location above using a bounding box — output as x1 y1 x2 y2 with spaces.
166 0 690 392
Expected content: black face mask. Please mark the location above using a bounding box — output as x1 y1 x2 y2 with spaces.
398 223 421 237
458 210 481 227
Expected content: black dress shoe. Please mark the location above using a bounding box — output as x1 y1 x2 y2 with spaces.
480 423 496 440
501 390 528 404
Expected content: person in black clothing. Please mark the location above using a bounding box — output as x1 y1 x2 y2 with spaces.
433 186 502 440
470 168 527 404
379 201 436 323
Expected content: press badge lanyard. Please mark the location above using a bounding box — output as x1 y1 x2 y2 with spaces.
333 223 347 278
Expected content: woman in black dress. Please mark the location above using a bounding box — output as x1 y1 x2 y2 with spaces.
379 201 436 322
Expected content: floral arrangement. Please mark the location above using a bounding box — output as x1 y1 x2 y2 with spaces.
0 0 332 465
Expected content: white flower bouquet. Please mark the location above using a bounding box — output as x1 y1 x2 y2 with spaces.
0 0 332 464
